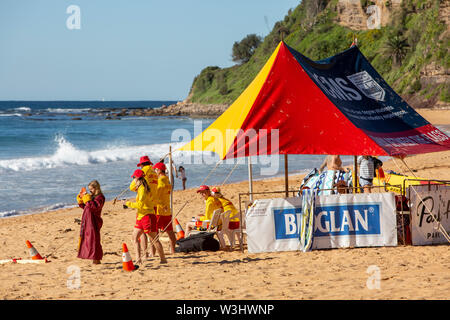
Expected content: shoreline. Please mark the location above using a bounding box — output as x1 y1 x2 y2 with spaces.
0 158 358 220
0 170 311 220
3 150 449 221
2 135 449 220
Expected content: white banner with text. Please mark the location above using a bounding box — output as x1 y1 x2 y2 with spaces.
246 193 397 253
312 193 397 249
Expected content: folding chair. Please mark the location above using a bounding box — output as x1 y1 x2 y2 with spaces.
217 210 243 249
206 209 223 232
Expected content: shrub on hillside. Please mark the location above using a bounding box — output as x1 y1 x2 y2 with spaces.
232 34 262 64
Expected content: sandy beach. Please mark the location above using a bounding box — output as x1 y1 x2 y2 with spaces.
0 108 449 300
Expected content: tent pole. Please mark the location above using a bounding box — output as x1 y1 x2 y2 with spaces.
248 160 254 203
284 154 289 198
353 155 358 193
169 145 174 215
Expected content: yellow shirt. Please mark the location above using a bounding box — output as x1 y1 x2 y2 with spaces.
126 184 154 220
129 165 158 205
155 175 171 216
200 196 223 222
217 197 239 222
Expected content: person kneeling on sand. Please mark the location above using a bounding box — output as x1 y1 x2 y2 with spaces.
211 187 240 231
123 169 167 264
152 162 177 254
76 180 105 265
185 185 223 237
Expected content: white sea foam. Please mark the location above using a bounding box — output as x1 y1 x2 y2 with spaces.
0 203 77 218
45 108 92 113
0 210 19 218
0 135 185 172
15 107 31 112
42 203 77 212
0 113 22 117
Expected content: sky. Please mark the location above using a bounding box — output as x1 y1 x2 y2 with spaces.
0 0 300 101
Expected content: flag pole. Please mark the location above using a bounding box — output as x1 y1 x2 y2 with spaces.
284 154 289 197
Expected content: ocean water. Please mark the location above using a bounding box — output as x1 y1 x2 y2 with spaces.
0 100 403 218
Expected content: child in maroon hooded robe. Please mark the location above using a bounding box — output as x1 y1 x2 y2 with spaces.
77 180 105 264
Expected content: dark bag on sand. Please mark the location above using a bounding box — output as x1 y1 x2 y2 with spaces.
175 232 220 253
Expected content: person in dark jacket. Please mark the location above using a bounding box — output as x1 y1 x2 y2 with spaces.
76 180 105 264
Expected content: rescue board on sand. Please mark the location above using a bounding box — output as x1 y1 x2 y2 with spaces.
373 171 436 194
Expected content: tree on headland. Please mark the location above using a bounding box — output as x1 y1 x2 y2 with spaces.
384 31 410 67
231 34 262 64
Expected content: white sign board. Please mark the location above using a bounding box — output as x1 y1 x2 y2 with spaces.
312 193 397 249
246 197 303 253
409 185 450 245
246 193 397 253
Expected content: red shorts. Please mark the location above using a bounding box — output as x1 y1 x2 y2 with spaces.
156 215 173 232
134 214 156 233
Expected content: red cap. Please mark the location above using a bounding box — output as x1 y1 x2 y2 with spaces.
153 162 166 171
137 156 153 167
211 187 221 194
131 169 145 179
196 185 210 193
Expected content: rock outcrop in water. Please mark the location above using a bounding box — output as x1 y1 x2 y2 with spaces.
105 101 229 119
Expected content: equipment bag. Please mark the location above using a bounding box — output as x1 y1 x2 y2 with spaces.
175 232 220 253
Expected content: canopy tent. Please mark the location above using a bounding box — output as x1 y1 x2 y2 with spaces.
179 41 450 159
177 41 450 202
176 41 450 250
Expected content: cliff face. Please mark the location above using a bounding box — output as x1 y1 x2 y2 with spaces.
187 0 449 110
334 0 448 110
335 0 403 30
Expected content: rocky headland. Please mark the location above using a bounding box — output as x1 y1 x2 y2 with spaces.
104 101 229 119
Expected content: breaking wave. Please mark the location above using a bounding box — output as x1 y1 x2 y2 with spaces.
0 135 185 172
0 113 23 117
14 107 31 112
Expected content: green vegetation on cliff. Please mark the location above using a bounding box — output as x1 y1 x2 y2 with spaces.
189 0 449 106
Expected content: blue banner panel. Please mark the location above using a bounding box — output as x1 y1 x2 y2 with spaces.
273 207 302 240
314 203 381 237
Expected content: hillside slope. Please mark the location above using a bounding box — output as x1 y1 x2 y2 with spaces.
186 0 449 109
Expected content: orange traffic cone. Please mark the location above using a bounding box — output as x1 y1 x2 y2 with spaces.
122 243 137 271
174 218 185 240
26 240 43 260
